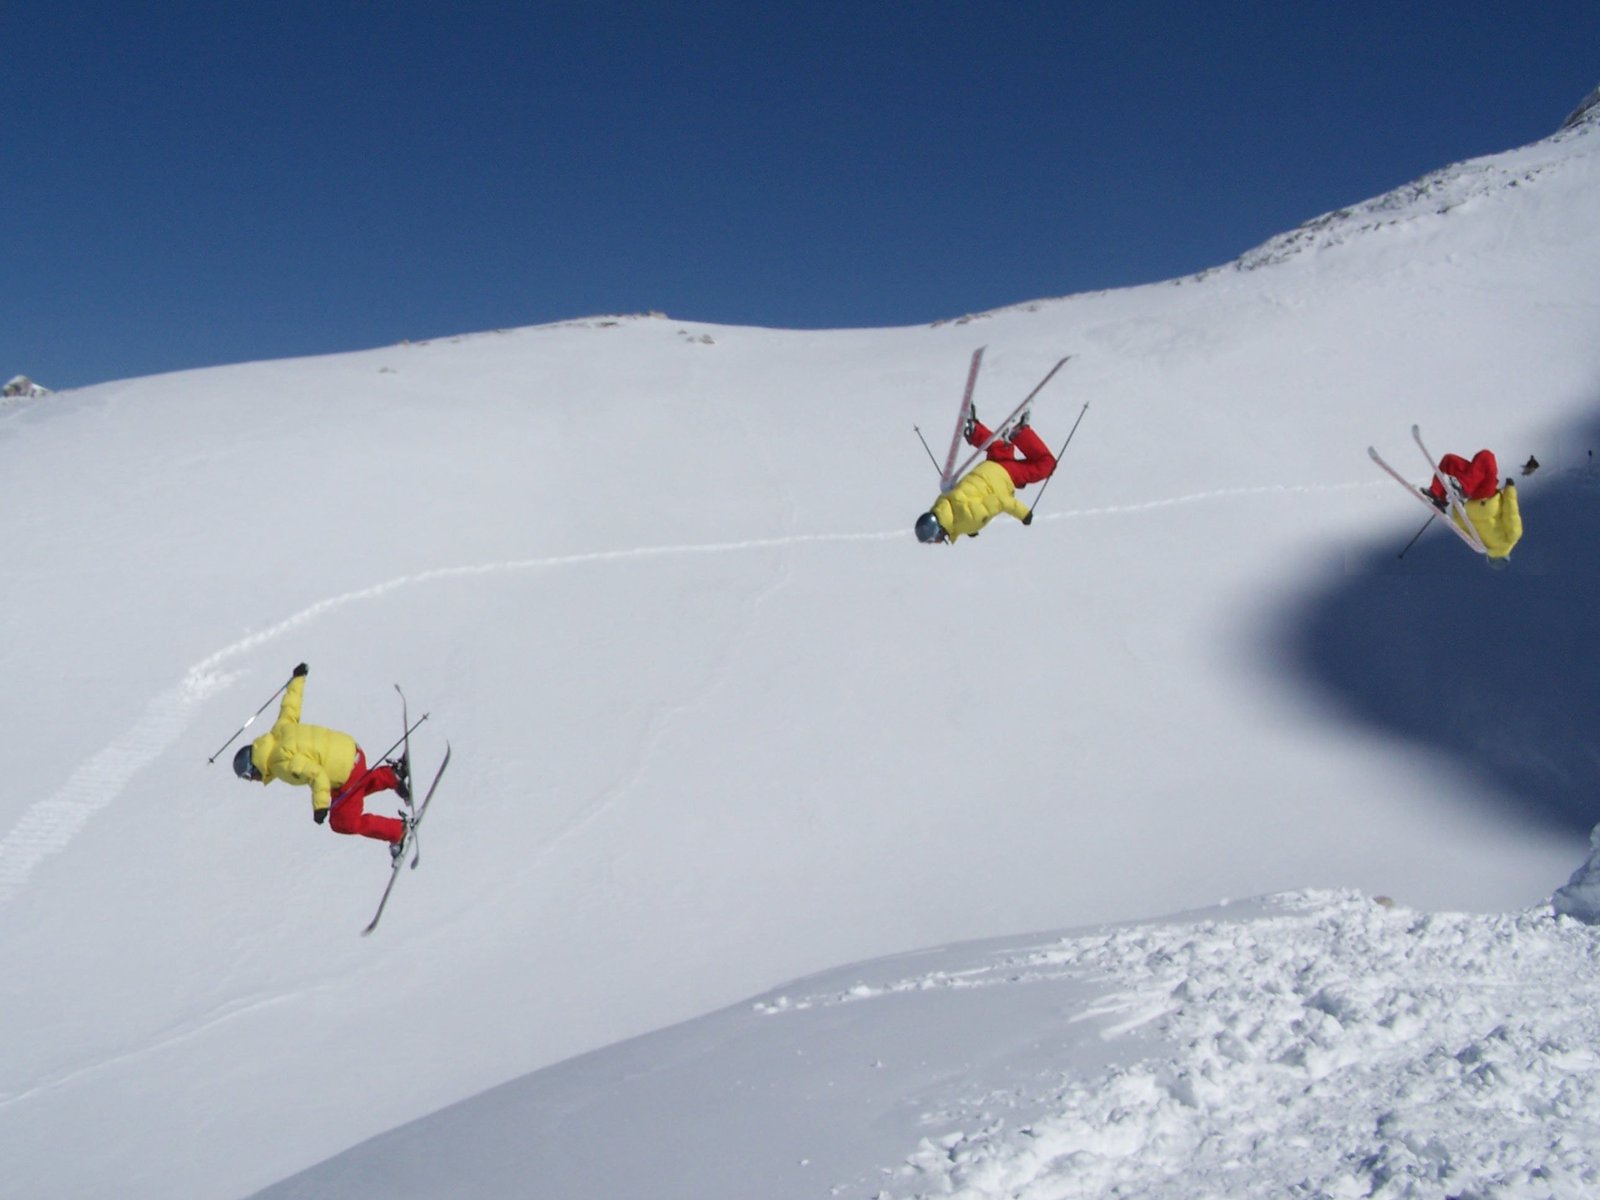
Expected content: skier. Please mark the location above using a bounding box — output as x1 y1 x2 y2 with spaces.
232 664 412 856
915 411 1057 544
1426 448 1523 560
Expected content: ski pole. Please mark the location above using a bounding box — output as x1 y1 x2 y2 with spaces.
1024 401 1090 518
1397 513 1435 559
330 713 430 809
207 677 294 763
912 425 942 475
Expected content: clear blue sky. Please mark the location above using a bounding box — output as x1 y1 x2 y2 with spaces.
7 2 1597 389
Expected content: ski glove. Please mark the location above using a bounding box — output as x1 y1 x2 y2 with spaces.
293 663 309 677
1022 510 1034 526
314 807 328 825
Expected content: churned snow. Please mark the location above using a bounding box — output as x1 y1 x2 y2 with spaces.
3 92 1600 1200
887 892 1600 1199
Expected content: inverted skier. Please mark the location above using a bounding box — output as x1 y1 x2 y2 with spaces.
1425 448 1523 562
915 409 1057 544
232 664 412 858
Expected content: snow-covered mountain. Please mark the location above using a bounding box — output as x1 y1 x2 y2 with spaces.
2 374 49 399
1564 84 1600 130
3 90 1599 1200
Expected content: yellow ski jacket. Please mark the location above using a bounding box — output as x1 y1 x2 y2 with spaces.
247 675 359 814
1458 483 1522 558
931 461 1031 542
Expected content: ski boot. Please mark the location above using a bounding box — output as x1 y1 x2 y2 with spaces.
1419 486 1447 512
390 812 413 864
384 755 412 805
963 408 977 439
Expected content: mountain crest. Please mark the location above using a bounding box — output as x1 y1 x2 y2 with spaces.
3 375 49 399
1562 84 1600 130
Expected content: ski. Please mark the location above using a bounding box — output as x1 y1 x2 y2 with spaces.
404 742 449 872
389 686 421 872
1367 445 1485 554
1412 424 1489 554
944 355 1073 489
940 346 987 486
393 685 416 814
361 742 451 937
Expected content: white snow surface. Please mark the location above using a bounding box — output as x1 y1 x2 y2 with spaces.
4 104 1600 1199
261 891 1600 1200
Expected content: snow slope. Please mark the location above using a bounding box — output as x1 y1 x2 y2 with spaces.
2 98 1599 1199
258 891 1600 1199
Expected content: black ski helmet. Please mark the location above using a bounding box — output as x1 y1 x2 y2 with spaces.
915 512 945 544
233 744 261 781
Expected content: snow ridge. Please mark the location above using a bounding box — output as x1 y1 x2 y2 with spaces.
884 892 1600 1200
1 375 49 404
1561 84 1600 130
1215 93 1600 275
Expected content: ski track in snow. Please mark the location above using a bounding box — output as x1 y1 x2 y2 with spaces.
0 985 332 1110
0 479 1373 906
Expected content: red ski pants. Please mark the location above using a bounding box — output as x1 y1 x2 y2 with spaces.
328 750 405 843
969 421 1057 487
1429 450 1500 502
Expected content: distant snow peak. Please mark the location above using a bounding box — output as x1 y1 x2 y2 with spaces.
1220 93 1599 277
3 374 49 399
1562 84 1600 130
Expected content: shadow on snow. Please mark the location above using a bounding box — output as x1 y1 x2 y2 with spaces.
1283 418 1600 837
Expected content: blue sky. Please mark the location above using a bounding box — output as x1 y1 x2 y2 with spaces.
7 2 1598 390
